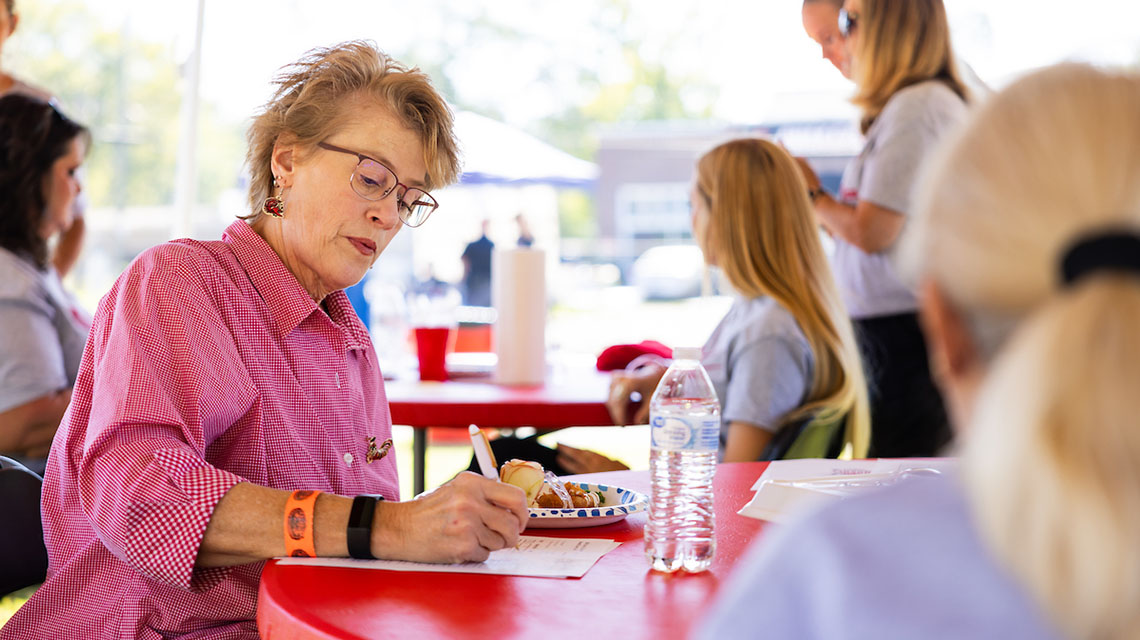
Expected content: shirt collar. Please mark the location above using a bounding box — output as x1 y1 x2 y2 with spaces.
223 221 373 348
222 220 321 339
323 289 372 350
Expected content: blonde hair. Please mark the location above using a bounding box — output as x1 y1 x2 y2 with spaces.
903 64 1140 638
244 41 461 221
696 138 870 457
850 0 968 134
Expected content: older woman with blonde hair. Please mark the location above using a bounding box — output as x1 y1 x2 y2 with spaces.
566 138 869 472
698 63 1140 639
794 0 970 458
2 41 528 639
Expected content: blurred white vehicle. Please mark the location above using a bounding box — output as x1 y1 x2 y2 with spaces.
631 245 714 300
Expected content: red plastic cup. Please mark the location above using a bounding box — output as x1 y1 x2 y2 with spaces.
414 326 453 381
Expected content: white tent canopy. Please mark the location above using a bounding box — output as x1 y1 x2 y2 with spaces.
453 110 598 188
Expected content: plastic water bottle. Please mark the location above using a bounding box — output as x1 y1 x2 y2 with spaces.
645 347 720 573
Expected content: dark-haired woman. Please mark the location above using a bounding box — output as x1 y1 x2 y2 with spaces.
0 93 89 475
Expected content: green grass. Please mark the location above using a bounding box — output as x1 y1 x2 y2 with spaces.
0 585 37 626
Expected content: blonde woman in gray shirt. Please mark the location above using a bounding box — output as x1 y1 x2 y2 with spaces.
563 139 870 472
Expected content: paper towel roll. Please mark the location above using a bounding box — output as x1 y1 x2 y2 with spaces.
492 248 546 385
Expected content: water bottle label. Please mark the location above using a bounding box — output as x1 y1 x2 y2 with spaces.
651 415 720 452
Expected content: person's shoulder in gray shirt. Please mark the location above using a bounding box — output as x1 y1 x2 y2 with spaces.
703 296 814 435
694 474 1061 640
0 248 73 412
0 246 47 304
860 80 969 216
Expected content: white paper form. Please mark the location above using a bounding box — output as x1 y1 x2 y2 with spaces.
276 536 621 579
739 458 958 523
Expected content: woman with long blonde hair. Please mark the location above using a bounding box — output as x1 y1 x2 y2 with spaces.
794 0 969 458
566 138 869 470
699 63 1140 639
692 138 869 460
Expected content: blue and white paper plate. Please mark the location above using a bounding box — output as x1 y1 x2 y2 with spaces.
526 482 648 529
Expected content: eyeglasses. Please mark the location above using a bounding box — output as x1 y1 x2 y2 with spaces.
838 8 859 38
317 141 438 227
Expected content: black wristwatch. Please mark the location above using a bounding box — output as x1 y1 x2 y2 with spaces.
347 494 382 560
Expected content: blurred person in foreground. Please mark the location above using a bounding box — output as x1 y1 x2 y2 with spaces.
793 0 970 457
561 138 871 473
697 63 1140 639
1 41 527 639
0 94 89 477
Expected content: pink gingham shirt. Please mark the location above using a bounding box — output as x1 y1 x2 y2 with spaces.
2 220 399 640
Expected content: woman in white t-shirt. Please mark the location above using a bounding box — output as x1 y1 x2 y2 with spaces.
794 0 969 457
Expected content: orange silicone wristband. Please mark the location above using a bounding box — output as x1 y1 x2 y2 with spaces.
284 489 321 558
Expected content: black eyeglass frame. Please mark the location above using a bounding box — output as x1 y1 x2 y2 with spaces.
838 8 859 38
316 141 438 227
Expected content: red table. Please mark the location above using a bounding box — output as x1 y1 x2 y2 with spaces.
258 462 770 639
385 368 616 495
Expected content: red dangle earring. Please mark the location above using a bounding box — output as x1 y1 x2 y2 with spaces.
262 177 286 218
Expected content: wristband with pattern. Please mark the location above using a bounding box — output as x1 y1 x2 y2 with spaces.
284 489 321 558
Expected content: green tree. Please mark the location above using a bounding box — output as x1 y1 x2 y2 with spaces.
406 0 717 239
7 1 242 209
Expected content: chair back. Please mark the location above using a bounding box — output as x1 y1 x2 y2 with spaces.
759 412 847 461
0 456 48 594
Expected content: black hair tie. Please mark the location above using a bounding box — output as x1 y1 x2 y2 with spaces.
1060 230 1140 287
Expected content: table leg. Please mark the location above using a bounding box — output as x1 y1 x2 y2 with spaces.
413 428 427 496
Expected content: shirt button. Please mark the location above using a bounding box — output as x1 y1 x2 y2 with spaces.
344 452 354 465
335 372 342 388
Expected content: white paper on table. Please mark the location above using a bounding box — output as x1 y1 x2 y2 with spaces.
748 457 958 490
739 458 958 523
276 536 620 579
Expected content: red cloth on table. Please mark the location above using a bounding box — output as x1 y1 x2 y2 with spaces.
595 340 672 371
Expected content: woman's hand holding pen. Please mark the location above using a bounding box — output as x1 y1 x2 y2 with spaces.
370 472 527 564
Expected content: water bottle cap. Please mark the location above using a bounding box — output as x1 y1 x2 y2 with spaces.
672 347 701 361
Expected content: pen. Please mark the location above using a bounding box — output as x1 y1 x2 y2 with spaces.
469 424 499 480
470 424 528 543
